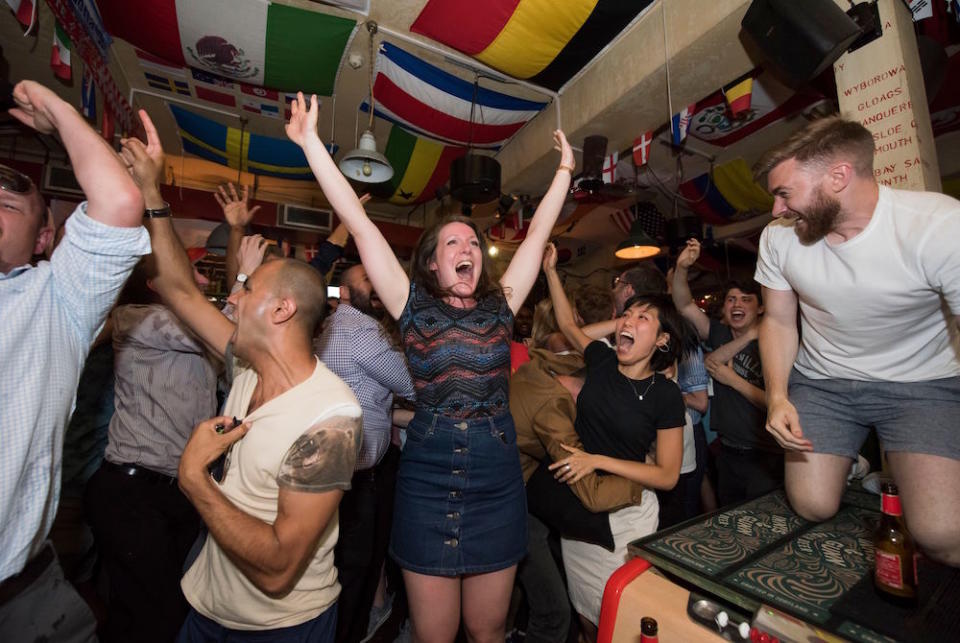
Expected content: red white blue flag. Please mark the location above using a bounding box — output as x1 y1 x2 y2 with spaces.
363 42 548 148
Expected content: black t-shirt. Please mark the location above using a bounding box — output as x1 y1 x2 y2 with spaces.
707 319 778 450
575 341 685 462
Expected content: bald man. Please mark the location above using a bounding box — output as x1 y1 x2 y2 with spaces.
121 110 361 641
1 81 149 642
315 264 415 642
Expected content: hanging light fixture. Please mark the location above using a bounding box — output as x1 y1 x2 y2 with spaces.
615 218 661 260
339 21 394 183
449 76 501 204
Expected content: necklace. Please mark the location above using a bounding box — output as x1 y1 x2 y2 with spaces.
624 372 656 401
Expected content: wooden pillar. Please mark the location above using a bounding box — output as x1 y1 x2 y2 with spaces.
833 0 940 191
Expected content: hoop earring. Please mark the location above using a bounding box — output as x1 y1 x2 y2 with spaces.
657 343 670 353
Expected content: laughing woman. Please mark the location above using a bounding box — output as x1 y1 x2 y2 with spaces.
542 243 687 628
286 93 574 643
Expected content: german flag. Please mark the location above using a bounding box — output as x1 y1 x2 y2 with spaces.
411 0 654 91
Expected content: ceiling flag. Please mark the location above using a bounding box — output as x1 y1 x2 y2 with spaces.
671 103 696 145
51 21 73 81
724 77 753 118
633 131 653 166
602 151 619 184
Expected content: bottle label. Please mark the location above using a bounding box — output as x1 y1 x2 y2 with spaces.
875 550 904 589
881 493 902 516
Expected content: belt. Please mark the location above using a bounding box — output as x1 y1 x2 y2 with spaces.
102 460 178 486
0 544 54 607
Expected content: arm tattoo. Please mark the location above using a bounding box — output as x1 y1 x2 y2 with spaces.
277 414 362 492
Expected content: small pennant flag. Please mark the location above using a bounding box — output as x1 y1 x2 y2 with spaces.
240 96 280 118
145 72 190 96
81 70 96 121
724 78 753 118
241 84 279 101
191 68 234 88
51 21 72 81
602 151 619 184
4 0 34 29
633 131 653 166
671 103 696 145
195 85 236 107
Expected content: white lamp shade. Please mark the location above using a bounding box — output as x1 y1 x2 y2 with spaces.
338 130 394 183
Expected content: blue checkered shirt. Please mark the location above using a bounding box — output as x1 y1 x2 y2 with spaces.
314 304 415 470
678 346 709 425
0 204 150 580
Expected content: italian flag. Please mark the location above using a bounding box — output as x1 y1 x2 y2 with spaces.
4 0 34 29
97 0 356 96
51 22 72 81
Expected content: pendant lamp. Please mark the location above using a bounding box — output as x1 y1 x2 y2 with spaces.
615 218 661 260
449 77 500 205
339 21 393 183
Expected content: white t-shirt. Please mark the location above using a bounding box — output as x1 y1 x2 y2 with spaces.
181 359 361 630
755 185 960 382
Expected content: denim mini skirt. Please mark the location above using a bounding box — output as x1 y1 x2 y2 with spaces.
389 410 527 576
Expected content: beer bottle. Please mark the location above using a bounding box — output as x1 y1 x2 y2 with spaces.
640 616 658 643
873 481 917 605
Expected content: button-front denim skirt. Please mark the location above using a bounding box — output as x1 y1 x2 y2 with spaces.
389 410 527 576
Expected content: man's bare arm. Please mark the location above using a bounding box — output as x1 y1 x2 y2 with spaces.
179 414 359 596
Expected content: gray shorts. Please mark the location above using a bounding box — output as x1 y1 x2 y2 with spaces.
788 369 960 461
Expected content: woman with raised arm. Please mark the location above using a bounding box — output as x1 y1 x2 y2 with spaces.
286 93 574 643
541 242 687 629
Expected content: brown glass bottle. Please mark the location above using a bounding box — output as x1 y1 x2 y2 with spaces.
873 481 917 606
640 616 658 643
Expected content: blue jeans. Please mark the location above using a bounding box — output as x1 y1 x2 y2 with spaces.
517 514 571 643
176 604 336 642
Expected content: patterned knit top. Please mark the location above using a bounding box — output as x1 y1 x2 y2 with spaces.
399 281 513 419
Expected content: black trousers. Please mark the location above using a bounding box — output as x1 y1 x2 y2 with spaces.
334 444 400 643
84 463 200 643
716 444 784 506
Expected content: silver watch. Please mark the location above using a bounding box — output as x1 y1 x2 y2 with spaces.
236 273 249 284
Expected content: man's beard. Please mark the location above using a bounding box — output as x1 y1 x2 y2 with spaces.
349 287 382 318
794 189 841 245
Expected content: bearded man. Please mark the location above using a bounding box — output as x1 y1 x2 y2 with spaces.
753 116 960 567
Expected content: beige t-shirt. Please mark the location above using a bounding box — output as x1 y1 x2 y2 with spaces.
181 359 361 630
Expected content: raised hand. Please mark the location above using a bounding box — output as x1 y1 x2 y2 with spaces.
237 234 268 276
9 81 62 134
119 109 165 191
553 130 574 172
676 239 701 270
542 241 558 273
215 183 261 228
285 92 319 148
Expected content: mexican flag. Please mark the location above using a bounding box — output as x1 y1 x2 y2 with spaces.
98 0 356 95
51 22 72 81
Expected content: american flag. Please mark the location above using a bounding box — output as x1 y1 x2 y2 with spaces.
610 201 664 239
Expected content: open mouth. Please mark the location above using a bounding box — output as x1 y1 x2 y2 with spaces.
617 330 635 351
730 310 745 322
455 260 474 280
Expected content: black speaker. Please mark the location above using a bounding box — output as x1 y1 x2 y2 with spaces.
741 0 862 85
579 135 607 193
449 154 501 205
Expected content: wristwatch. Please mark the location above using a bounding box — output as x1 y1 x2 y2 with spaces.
236 273 249 284
144 202 172 218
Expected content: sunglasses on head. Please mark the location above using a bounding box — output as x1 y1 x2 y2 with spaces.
0 165 35 194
